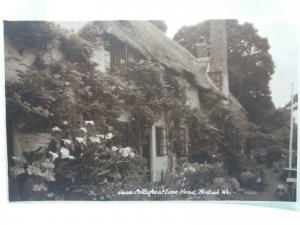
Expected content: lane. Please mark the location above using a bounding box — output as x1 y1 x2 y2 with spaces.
242 166 283 201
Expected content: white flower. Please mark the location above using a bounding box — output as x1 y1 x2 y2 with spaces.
129 152 135 158
32 184 48 192
89 136 101 143
62 121 68 125
47 192 54 198
190 167 196 173
62 139 72 145
119 147 132 157
64 82 70 86
212 154 216 158
52 126 62 133
84 120 94 126
96 134 105 139
60 147 75 159
48 151 59 162
76 137 86 145
105 133 114 139
111 146 119 152
80 127 88 133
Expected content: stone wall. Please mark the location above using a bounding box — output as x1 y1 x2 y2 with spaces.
185 83 201 109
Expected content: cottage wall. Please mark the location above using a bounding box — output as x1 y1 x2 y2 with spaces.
12 127 51 156
150 120 169 182
185 84 201 109
92 45 110 73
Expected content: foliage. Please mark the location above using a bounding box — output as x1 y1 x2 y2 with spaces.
59 35 94 67
187 89 251 175
239 171 256 188
78 23 103 43
245 108 297 167
4 21 58 54
126 62 187 123
172 162 227 189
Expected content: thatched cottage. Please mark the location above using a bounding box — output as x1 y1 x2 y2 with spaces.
5 20 244 182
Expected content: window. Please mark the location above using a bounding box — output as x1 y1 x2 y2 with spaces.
110 41 127 74
156 126 167 156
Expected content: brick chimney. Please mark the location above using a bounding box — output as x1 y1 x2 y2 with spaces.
208 20 229 98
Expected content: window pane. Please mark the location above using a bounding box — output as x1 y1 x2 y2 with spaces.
156 126 167 156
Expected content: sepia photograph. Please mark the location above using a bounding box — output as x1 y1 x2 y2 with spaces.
4 19 297 202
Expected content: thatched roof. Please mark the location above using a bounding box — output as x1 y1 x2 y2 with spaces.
92 20 213 90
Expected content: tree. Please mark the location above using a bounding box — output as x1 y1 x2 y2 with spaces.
174 20 275 123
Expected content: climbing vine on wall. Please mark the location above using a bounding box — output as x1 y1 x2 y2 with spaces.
187 88 251 175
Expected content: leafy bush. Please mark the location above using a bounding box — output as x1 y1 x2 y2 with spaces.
213 177 240 192
239 171 256 188
59 35 93 65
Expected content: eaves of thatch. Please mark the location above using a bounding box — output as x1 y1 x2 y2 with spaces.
92 21 215 92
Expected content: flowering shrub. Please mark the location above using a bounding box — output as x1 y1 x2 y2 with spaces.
26 159 55 181
9 156 56 200
50 121 143 186
9 120 148 200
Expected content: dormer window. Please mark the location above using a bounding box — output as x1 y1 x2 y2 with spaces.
196 36 209 58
